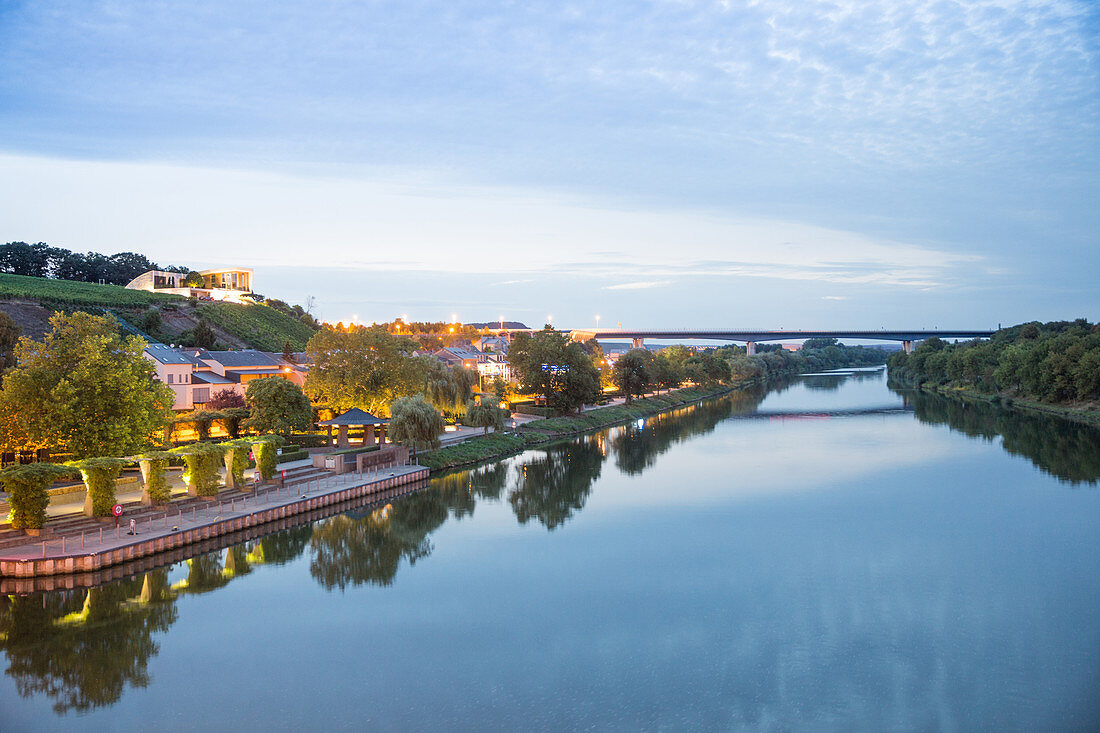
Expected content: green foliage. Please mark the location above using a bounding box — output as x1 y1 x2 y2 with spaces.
0 310 22 371
0 463 74 529
491 376 508 405
182 271 205 287
170 442 226 496
67 457 129 517
0 311 174 457
507 327 601 414
888 320 1100 405
220 406 251 438
422 360 477 416
246 377 312 435
137 308 162 335
206 389 247 410
175 409 225 441
135 451 173 503
418 433 537 471
612 349 655 402
464 399 509 434
220 439 253 486
187 319 217 349
388 395 445 453
249 435 285 479
305 324 425 414
0 272 181 308
197 301 316 352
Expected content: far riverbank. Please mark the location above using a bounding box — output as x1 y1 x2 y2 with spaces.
890 378 1100 428
419 382 756 473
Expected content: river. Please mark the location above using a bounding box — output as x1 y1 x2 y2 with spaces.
2 369 1098 730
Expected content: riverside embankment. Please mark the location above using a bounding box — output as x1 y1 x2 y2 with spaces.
419 382 756 473
0 463 428 582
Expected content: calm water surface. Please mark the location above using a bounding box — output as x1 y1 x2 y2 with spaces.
2 370 1099 731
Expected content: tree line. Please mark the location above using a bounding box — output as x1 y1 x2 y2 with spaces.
1 241 190 286
887 320 1100 405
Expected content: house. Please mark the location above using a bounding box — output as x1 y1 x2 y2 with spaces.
125 267 255 304
433 346 483 371
144 345 303 410
474 335 509 354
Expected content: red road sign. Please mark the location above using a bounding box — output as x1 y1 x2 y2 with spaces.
112 504 123 517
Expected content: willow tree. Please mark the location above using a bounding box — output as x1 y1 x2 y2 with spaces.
0 312 174 458
387 395 444 458
67 457 130 517
0 463 74 533
170 443 226 497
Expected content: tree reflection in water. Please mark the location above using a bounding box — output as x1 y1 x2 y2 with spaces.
0 392 769 713
508 437 604 530
0 569 178 714
897 388 1100 485
611 388 765 476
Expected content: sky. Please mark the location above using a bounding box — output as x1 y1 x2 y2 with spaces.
1 0 1097 330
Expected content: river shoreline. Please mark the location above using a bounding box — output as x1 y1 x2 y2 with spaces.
894 379 1100 428
420 382 756 473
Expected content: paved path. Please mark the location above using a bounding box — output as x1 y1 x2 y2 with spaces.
0 463 427 576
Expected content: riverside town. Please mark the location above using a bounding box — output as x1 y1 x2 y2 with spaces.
1 3 1098 730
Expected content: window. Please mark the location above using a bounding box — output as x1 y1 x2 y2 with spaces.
193 388 210 403
167 373 174 384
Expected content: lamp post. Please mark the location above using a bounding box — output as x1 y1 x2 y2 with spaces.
595 315 600 330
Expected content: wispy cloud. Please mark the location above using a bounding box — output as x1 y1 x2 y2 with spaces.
604 280 672 290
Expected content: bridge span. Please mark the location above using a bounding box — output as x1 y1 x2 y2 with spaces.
566 329 995 354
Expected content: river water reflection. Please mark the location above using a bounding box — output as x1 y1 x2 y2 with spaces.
2 370 1098 730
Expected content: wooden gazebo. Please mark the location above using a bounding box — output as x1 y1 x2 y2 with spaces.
317 408 389 448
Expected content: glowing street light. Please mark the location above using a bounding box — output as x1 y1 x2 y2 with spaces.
595 315 601 329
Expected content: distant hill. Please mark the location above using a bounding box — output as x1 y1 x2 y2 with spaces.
465 320 530 330
0 273 317 351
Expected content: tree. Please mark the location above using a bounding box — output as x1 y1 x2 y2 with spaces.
465 399 508 434
207 388 246 410
67 457 129 517
188 319 217 349
282 340 295 363
304 324 424 415
0 463 74 531
0 312 174 458
422 359 477 416
387 395 444 457
491 375 508 405
183 271 205 287
245 377 312 436
507 327 601 414
0 310 21 371
612 349 654 402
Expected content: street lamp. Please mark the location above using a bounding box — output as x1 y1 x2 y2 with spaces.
595 315 601 330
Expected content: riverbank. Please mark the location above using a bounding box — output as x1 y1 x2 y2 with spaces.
419 383 748 472
894 379 1100 428
0 464 429 580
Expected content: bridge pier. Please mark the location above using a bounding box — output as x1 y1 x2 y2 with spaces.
902 340 914 355
632 338 645 349
745 341 756 356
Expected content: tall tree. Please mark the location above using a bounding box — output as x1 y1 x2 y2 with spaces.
612 348 655 402
507 326 601 414
0 310 21 372
0 312 173 457
387 395 445 456
245 377 312 436
304 324 424 415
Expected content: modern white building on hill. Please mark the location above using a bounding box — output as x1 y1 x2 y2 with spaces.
125 267 255 304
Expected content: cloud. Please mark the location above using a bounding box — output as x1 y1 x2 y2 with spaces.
822 296 850 301
604 281 672 290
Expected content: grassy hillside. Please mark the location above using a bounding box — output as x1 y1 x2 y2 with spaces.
0 272 180 308
198 301 316 351
0 273 317 351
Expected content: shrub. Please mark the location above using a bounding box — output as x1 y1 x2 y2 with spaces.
67 457 129 517
250 435 286 480
0 463 74 530
135 451 173 504
171 443 226 496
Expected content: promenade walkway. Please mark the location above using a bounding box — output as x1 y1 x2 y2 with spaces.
0 461 428 582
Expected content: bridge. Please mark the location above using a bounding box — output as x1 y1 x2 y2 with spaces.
564 329 995 354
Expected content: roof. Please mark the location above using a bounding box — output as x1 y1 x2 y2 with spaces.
144 344 203 366
435 347 482 361
318 408 389 426
192 371 235 385
202 350 281 368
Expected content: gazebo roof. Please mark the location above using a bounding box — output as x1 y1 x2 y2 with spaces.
318 408 388 426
